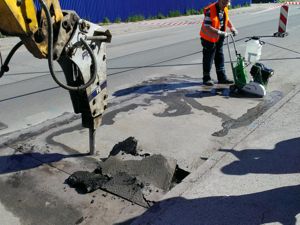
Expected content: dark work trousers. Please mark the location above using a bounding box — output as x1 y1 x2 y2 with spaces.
201 37 227 82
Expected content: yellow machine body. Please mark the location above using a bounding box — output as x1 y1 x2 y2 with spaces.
0 0 38 35
0 0 111 155
0 0 63 58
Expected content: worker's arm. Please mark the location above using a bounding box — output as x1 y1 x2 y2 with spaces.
203 7 238 37
206 25 220 35
207 19 238 37
205 24 230 37
227 20 238 36
228 20 234 30
203 8 228 37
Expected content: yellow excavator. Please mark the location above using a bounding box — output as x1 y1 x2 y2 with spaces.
0 0 112 154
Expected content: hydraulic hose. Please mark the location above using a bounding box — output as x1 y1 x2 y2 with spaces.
0 41 24 78
38 0 97 91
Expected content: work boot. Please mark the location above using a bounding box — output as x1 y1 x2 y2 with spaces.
218 79 234 84
217 70 233 84
203 75 214 86
203 79 215 86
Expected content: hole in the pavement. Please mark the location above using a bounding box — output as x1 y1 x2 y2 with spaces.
170 165 190 189
66 136 190 207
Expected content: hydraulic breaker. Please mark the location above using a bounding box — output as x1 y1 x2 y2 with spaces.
0 0 111 155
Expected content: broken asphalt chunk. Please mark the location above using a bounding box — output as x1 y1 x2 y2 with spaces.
98 154 177 190
66 171 109 193
109 136 138 156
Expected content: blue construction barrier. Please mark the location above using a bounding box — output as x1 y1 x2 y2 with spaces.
35 0 252 23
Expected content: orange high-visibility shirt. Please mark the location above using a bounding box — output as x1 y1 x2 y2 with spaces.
200 2 230 43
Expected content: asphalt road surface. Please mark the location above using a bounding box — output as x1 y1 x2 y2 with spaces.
1 4 300 225
0 5 299 136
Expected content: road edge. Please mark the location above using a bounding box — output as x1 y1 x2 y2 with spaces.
162 84 300 199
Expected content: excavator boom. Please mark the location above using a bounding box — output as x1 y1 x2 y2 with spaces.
0 0 112 155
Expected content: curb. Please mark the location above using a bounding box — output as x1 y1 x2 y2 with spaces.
163 84 300 199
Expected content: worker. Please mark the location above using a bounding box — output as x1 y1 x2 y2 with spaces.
200 0 238 86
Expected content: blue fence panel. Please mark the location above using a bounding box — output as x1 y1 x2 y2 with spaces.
35 0 252 23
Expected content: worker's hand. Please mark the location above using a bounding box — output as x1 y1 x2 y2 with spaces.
231 27 238 36
217 30 229 37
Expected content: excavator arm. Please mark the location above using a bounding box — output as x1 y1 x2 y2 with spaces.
0 0 112 154
0 0 63 58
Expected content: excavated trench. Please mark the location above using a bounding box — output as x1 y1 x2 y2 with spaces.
66 137 190 207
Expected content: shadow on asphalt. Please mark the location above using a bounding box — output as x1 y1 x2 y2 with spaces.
0 152 87 174
113 82 201 97
117 185 300 225
113 81 264 99
117 138 300 225
221 137 300 175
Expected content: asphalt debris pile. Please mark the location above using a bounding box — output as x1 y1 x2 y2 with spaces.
66 137 190 207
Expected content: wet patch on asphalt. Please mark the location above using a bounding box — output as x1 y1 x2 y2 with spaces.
213 91 284 137
104 75 283 137
45 124 84 153
103 103 145 125
103 75 231 125
66 137 190 207
112 77 201 98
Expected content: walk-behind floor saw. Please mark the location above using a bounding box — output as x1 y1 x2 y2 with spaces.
227 34 274 97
